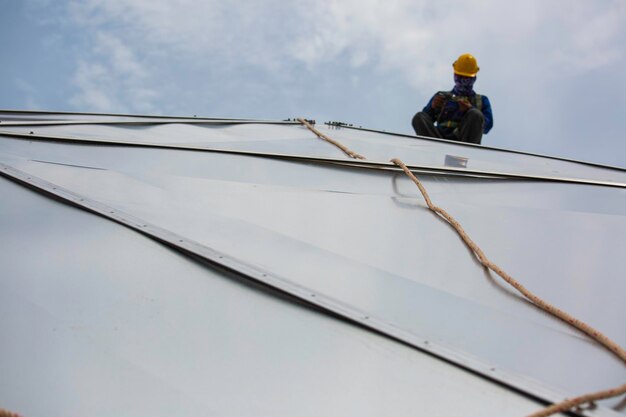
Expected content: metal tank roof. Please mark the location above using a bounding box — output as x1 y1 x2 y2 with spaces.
0 109 625 417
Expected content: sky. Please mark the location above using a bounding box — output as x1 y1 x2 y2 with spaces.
1 0 625 167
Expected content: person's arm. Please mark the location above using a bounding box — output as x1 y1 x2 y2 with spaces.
482 96 493 134
422 94 436 118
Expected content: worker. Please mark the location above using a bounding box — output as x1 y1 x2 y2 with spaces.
412 53 493 144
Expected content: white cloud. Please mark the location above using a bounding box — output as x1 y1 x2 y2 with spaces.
56 0 626 164
552 1 625 73
71 61 118 111
290 0 625 92
93 32 146 79
65 0 625 83
14 79 41 110
69 29 158 113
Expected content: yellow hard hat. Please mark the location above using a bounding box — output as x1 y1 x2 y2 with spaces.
453 53 480 77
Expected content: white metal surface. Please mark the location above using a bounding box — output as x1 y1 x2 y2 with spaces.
0 174 568 417
0 114 624 185
1 110 625 416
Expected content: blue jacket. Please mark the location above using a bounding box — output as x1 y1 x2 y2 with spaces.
423 90 493 137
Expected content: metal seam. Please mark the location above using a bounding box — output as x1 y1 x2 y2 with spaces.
330 123 626 174
0 120 299 127
1 130 624 189
0 108 622 173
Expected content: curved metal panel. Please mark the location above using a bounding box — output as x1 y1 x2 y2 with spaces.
0 176 568 417
2 112 625 416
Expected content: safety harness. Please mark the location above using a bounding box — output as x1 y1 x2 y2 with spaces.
436 92 483 130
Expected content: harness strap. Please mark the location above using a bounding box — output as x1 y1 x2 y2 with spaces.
436 93 483 130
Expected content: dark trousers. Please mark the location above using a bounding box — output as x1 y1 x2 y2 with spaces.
412 108 484 144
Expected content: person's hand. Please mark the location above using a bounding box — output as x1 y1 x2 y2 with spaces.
432 94 446 110
458 98 473 112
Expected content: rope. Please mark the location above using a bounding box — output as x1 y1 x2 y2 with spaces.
390 158 626 417
297 118 626 417
297 118 366 160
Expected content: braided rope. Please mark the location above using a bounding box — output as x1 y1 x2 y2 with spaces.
297 118 366 160
298 118 626 417
0 408 22 417
390 158 626 417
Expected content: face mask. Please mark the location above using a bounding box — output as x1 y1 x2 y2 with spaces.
453 74 476 96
